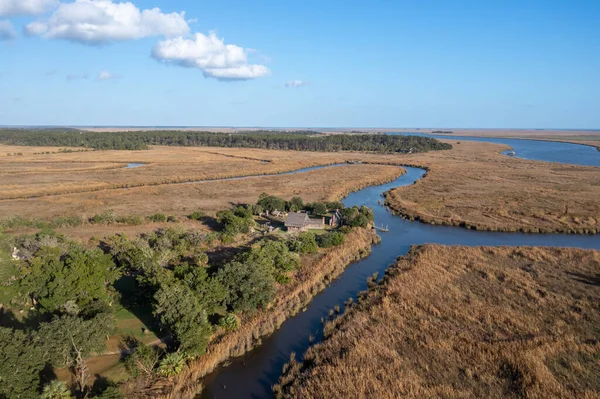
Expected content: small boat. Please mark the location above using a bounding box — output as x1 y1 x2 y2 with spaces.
506 150 516 156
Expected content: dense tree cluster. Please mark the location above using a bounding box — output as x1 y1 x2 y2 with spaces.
0 128 452 153
0 197 374 396
0 231 120 399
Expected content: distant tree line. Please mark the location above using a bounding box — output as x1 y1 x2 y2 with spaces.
0 129 452 153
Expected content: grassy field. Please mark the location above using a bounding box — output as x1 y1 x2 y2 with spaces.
0 144 404 220
275 245 600 399
386 140 600 233
2 140 599 235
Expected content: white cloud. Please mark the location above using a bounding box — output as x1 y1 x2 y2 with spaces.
0 19 16 40
25 0 189 44
97 70 118 81
152 32 270 81
0 0 59 17
285 79 306 88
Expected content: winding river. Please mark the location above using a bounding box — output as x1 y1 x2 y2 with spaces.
200 137 600 399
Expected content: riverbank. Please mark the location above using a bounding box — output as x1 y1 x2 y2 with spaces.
275 244 600 398
385 141 600 234
122 226 379 398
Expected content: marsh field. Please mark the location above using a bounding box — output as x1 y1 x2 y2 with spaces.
1 131 599 399
1 138 599 236
275 245 600 399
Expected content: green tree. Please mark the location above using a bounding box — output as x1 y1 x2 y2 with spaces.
217 260 276 313
123 341 160 379
22 247 120 315
257 195 286 213
41 380 73 399
216 209 255 236
40 313 115 395
157 352 186 377
0 327 47 399
153 282 213 357
287 196 304 212
174 263 227 315
317 231 346 248
290 232 318 254
0 228 19 303
310 202 327 216
340 206 371 228
241 240 300 275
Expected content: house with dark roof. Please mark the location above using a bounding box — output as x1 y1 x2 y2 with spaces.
285 212 325 232
328 209 342 227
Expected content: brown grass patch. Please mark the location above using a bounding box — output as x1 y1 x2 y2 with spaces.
2 142 599 234
386 140 600 233
276 245 600 399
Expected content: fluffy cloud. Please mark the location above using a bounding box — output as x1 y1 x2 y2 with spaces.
25 0 189 44
152 32 270 81
0 0 59 17
97 70 118 80
0 19 16 40
285 79 305 88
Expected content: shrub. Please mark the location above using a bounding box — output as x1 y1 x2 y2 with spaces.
290 232 318 254
41 380 73 399
123 342 160 379
91 211 118 225
157 352 186 377
218 313 240 331
117 215 143 225
147 213 167 223
188 211 204 221
51 216 84 228
317 231 346 248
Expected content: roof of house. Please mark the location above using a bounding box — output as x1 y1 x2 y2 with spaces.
285 212 310 227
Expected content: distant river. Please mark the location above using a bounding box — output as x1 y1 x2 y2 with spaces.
387 132 600 167
199 137 600 399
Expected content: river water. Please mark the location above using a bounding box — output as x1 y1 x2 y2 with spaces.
200 137 599 399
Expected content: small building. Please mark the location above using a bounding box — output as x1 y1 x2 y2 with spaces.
328 209 343 227
285 212 325 232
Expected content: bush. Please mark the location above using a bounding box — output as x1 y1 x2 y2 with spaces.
290 232 318 254
147 213 167 223
51 216 84 228
317 232 345 248
218 313 240 331
188 211 204 221
117 215 143 225
91 211 118 225
167 215 178 223
41 380 73 399
123 342 160 379
157 352 186 377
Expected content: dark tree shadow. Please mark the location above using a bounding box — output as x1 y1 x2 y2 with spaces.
199 215 221 231
0 308 25 329
568 272 600 286
113 276 163 340
38 363 58 394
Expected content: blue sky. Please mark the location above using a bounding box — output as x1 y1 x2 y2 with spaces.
0 0 599 128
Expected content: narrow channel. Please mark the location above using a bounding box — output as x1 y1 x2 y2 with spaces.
200 138 600 399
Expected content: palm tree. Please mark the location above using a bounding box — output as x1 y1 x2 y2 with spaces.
41 380 73 399
157 352 186 377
